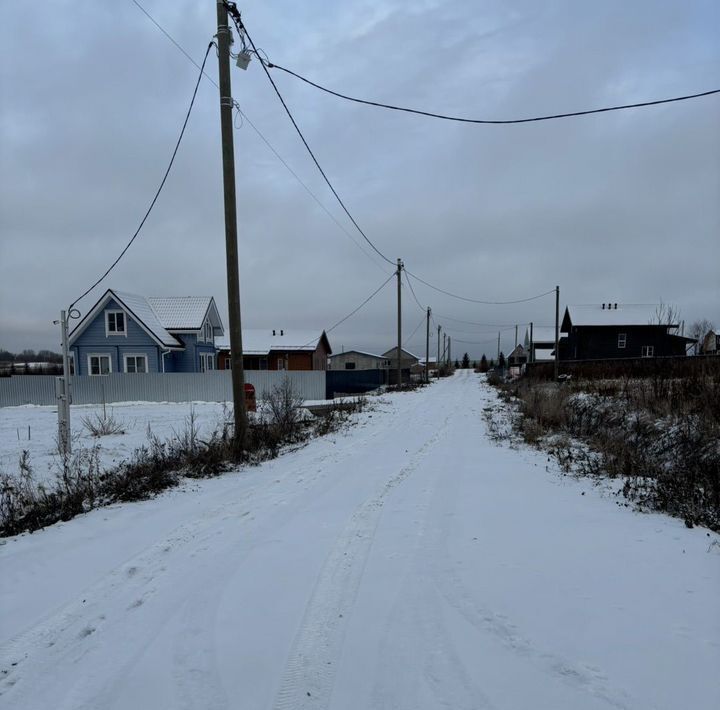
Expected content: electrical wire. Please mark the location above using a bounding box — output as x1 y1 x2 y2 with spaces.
403 270 427 313
130 0 390 275
235 10 567 308
267 63 720 125
69 41 213 311
405 269 555 305
298 272 395 348
450 336 503 346
403 312 426 347
433 313 517 327
234 12 395 267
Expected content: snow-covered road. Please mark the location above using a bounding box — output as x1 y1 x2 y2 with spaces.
1 371 718 710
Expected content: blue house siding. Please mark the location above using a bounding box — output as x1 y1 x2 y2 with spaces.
166 335 196 373
72 298 162 375
70 296 219 375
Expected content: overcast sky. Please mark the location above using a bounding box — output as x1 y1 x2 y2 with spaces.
1 0 718 359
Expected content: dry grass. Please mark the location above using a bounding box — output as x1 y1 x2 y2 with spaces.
492 370 720 531
0 391 372 537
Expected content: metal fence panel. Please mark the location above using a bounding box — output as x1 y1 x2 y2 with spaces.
0 371 326 408
326 369 388 399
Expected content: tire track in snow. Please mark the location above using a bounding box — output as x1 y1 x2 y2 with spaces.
424 386 638 710
0 401 398 704
271 412 454 710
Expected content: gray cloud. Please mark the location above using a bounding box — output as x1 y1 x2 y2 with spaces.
1 0 718 359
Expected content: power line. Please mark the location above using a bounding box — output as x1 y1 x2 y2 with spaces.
267 63 720 125
405 269 555 305
130 0 390 275
433 313 517 327
403 312 426 347
235 13 395 267
404 270 426 312
442 323 516 336
300 272 395 347
69 41 213 311
451 336 503 347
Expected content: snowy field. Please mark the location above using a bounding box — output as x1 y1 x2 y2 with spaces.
1 371 718 710
0 401 234 483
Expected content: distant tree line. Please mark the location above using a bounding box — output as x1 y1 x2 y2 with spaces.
0 349 64 376
0 349 63 364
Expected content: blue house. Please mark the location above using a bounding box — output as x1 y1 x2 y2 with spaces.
68 289 224 375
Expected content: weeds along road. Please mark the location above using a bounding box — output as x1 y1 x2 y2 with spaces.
1 370 718 710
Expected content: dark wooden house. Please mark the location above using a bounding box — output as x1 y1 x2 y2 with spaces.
560 304 694 361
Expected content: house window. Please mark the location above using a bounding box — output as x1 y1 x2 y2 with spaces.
105 311 126 336
124 354 148 374
277 358 286 371
618 333 627 349
641 345 655 358
88 354 111 376
204 322 213 343
199 353 215 372
345 362 356 370
224 357 231 370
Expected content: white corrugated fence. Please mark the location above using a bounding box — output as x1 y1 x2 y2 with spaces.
0 371 326 408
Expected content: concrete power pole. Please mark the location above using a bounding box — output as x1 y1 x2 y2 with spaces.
216 0 248 450
443 332 447 365
554 285 560 381
56 310 72 459
396 258 403 388
448 337 451 368
497 331 500 363
425 307 431 383
437 324 441 377
515 324 518 348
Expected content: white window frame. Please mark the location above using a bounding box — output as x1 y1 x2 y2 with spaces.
123 353 148 374
277 358 286 371
618 333 627 349
68 353 75 375
641 345 655 358
105 310 127 337
87 353 112 376
199 352 215 372
204 321 213 344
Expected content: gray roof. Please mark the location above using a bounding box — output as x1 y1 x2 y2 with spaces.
381 347 420 360
216 330 328 355
112 291 181 347
564 304 677 328
147 296 219 330
330 350 386 360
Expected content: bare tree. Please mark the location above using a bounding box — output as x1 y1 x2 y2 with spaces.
652 301 681 328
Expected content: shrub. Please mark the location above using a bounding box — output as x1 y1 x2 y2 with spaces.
82 409 126 437
488 372 720 531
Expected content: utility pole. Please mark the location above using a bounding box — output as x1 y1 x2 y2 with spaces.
437 324 441 377
497 331 500 364
448 336 451 368
425 307 431 383
515 324 518 349
529 321 534 364
216 0 248 450
554 285 560 381
56 310 72 459
443 332 447 365
396 258 403 388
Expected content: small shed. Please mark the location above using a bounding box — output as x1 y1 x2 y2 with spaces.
329 350 390 371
